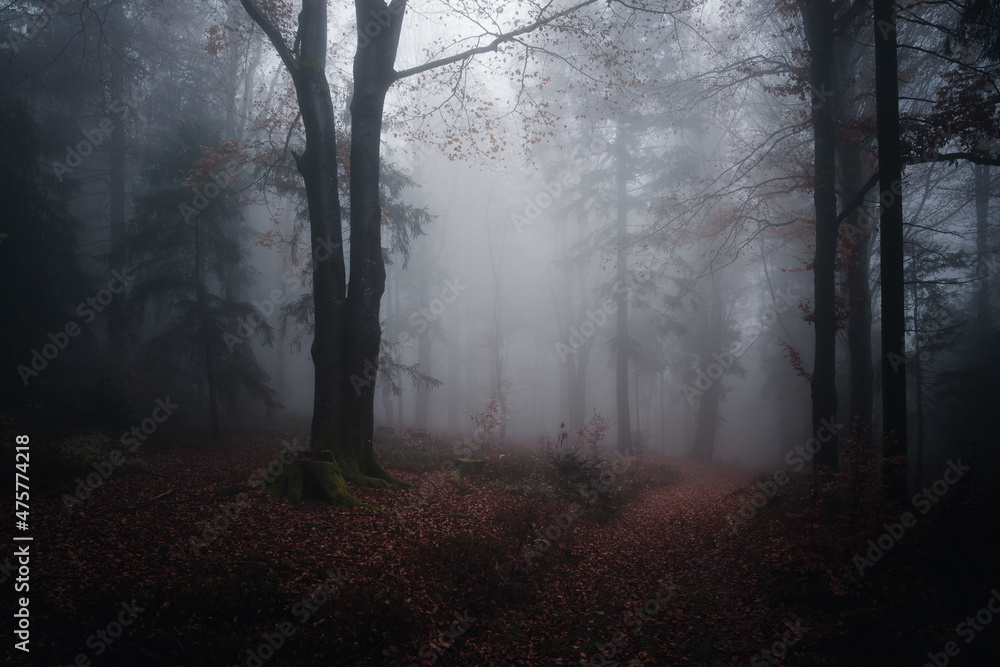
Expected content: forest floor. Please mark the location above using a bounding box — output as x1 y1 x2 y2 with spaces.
4 423 999 666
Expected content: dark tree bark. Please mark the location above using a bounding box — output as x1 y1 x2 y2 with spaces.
690 269 722 463
973 163 992 340
833 32 874 446
241 0 599 502
566 339 592 432
241 0 405 504
107 0 127 353
800 0 841 474
193 218 220 441
339 0 406 480
414 328 431 426
874 0 908 503
907 259 926 489
614 119 632 453
447 309 461 433
842 151 874 444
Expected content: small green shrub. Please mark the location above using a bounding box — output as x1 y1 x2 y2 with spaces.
50 433 144 478
490 467 560 501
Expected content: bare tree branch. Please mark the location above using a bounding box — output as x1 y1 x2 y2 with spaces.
392 0 601 81
238 0 299 76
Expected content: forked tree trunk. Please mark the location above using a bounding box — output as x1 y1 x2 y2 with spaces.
241 0 407 505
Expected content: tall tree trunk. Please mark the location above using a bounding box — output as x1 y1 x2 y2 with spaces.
843 162 873 444
339 0 406 482
414 329 430 425
107 1 127 353
643 370 653 440
194 218 220 441
614 119 632 453
240 0 407 505
973 163 992 340
391 267 405 428
659 370 665 454
691 381 721 463
874 0 908 503
275 335 286 404
691 269 722 462
488 334 507 442
801 1 841 475
633 357 640 438
908 260 926 488
834 32 874 448
567 338 592 432
447 309 461 433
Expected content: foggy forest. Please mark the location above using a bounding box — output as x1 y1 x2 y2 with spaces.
2 0 999 665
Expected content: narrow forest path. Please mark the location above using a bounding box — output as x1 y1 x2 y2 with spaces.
462 459 789 666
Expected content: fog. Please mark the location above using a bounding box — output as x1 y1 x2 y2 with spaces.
2 0 998 477
2 1 999 663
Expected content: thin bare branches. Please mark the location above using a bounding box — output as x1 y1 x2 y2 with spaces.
393 0 600 81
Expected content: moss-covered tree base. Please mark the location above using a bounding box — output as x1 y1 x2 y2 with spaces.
268 459 361 506
267 420 411 506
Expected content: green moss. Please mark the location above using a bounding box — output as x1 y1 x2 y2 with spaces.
319 418 411 489
268 460 360 507
268 416 412 506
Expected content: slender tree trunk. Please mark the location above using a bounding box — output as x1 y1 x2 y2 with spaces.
659 371 665 454
447 310 461 433
691 269 722 462
392 267 405 428
275 335 286 404
339 0 406 480
908 261 925 488
614 119 632 453
834 32 874 449
107 2 127 353
643 371 653 440
974 164 992 340
874 0 908 503
567 339 592 431
801 1 840 475
633 358 640 439
692 382 721 463
194 218 220 441
840 145 874 444
414 329 430 425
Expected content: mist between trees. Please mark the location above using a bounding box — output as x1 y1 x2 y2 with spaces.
2 0 999 664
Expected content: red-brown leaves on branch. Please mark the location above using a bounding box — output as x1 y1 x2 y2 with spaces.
779 338 811 380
